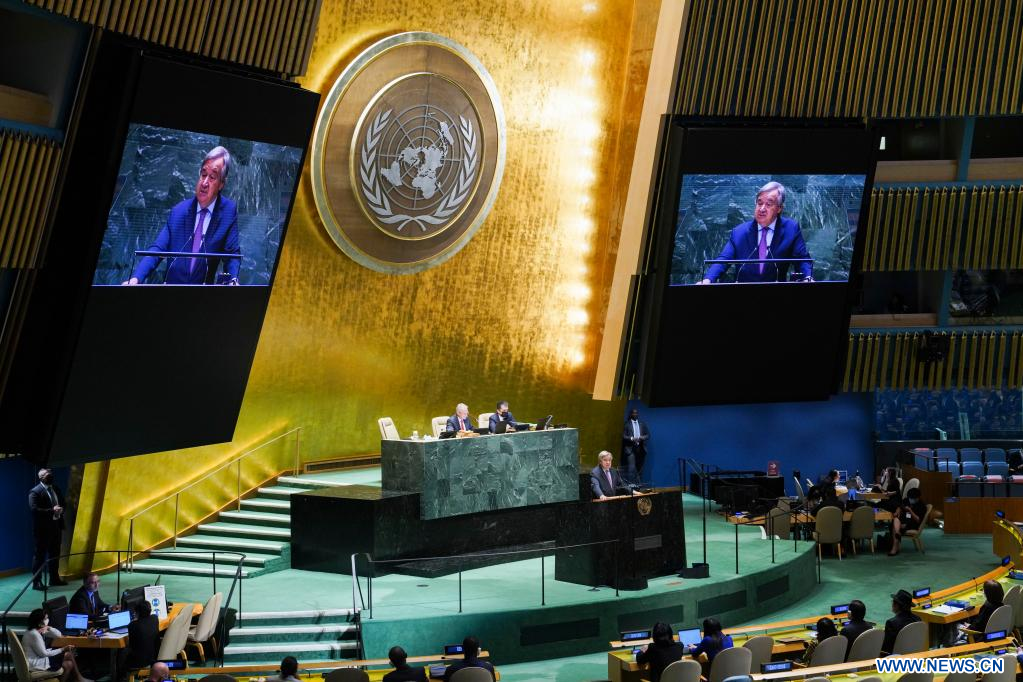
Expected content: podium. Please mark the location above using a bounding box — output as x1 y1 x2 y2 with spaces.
554 488 684 590
703 257 814 283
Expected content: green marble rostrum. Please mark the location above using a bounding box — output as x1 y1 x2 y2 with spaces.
381 429 580 520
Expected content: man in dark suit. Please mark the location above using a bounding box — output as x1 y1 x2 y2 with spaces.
881 589 921 654
590 451 626 499
69 572 120 620
29 468 67 589
488 401 517 433
622 408 650 482
840 600 872 659
124 146 240 285
120 600 160 671
382 645 427 682
442 636 494 681
446 403 474 433
700 182 813 284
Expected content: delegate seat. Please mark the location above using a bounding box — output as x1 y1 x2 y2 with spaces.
742 635 773 672
7 629 61 682
891 620 927 655
813 506 844 560
849 505 876 554
985 448 1007 463
960 447 983 463
708 647 752 682
477 412 494 430
431 416 448 438
902 504 933 553
808 635 847 667
847 628 884 661
378 417 400 440
965 604 1013 642
661 659 702 682
958 461 985 497
901 477 920 497
987 462 1010 477
937 460 960 478
935 448 958 469
980 653 1016 682
324 669 370 682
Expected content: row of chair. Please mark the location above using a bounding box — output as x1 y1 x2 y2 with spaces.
765 503 931 557
919 447 1019 465
181 667 491 682
377 414 498 440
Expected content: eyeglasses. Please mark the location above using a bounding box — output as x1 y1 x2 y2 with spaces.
755 199 780 209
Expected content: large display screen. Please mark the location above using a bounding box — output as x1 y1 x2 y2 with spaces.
631 120 877 407
94 124 303 287
671 174 866 285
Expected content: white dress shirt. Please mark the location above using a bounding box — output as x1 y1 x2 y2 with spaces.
23 627 63 670
757 219 777 249
631 419 641 439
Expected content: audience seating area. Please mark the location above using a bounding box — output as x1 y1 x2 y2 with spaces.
914 447 1023 497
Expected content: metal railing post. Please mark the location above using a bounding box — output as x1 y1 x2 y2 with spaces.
540 554 545 606
294 428 302 475
213 552 217 595
128 520 134 571
237 460 242 510
173 495 179 548
368 575 373 620
458 565 463 613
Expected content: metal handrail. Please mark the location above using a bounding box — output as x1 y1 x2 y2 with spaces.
127 427 303 568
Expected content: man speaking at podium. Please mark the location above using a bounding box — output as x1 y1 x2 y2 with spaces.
591 451 626 500
699 181 812 284
123 146 240 285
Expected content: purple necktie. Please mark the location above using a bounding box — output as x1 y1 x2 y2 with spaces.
758 226 770 273
605 469 613 489
190 208 208 274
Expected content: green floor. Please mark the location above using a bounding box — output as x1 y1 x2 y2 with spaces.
0 492 999 682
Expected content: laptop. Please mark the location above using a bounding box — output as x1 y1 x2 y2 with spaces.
677 627 702 648
494 420 511 434
64 613 88 635
107 609 131 634
439 430 457 439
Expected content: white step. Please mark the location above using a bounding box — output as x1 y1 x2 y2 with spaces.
276 475 350 488
224 642 358 654
257 486 311 498
239 609 355 621
228 624 356 636
241 498 291 510
219 510 291 526
197 522 291 539
176 535 286 553
129 561 250 578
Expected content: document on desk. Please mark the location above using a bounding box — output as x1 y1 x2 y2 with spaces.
930 604 963 615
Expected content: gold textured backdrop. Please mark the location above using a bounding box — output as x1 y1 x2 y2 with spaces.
71 0 661 568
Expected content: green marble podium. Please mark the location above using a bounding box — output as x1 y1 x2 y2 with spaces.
381 428 580 520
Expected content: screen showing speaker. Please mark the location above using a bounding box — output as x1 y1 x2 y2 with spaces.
671 173 866 285
93 124 303 287
633 120 877 407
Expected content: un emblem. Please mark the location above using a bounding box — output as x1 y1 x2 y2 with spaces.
311 34 505 273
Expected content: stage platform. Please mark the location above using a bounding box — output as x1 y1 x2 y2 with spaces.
0 467 1000 680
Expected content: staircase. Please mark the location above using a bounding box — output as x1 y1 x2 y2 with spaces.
223 608 360 664
129 474 354 580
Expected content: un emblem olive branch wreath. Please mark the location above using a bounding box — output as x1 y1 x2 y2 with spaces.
359 109 478 233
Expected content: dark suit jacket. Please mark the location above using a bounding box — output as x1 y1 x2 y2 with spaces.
125 615 160 668
969 600 1003 633
590 465 625 498
442 659 495 681
881 610 920 654
446 414 473 433
636 641 686 682
622 419 650 454
29 483 65 534
69 586 112 618
840 619 873 658
382 664 428 682
488 411 516 433
131 195 240 284
705 216 812 283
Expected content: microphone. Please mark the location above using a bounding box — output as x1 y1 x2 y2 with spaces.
163 215 208 284
736 242 758 281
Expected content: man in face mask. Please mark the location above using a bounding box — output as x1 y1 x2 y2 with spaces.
29 469 67 590
889 487 926 556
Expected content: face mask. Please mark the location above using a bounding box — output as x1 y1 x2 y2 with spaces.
43 618 49 626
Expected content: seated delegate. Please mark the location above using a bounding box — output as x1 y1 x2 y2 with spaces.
69 572 121 619
688 617 733 662
488 401 517 433
22 608 90 682
445 404 474 433
382 646 427 682
636 622 685 682
590 451 626 499
442 636 494 681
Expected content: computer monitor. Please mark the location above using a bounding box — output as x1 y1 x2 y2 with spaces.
121 584 149 611
65 613 88 631
677 628 702 648
108 609 131 629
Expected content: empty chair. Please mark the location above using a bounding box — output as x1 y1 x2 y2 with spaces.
805 678 830 682
187 592 222 662
943 674 976 682
324 669 370 682
937 460 960 477
377 417 399 440
901 504 933 553
980 653 1017 682
891 620 927 654
935 447 958 466
848 505 876 554
847 628 884 661
449 669 493 682
197 676 237 682
912 448 934 469
7 629 61 682
477 412 494 430
708 646 752 682
766 507 790 540
431 416 448 438
959 462 985 497
961 447 983 463
897 673 933 682
857 678 883 682
156 603 195 663
901 477 920 498
1010 585 1023 636
813 506 844 560
661 659 702 682
742 636 773 673
985 448 1007 463
808 635 848 667
987 462 1010 477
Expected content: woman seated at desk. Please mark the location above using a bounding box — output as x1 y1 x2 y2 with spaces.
22 608 91 682
802 617 839 664
688 617 733 674
637 622 685 682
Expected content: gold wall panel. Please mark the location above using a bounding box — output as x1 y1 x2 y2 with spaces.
843 330 1020 392
676 0 1023 117
71 0 661 570
0 131 61 269
23 0 320 76
862 184 1023 272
